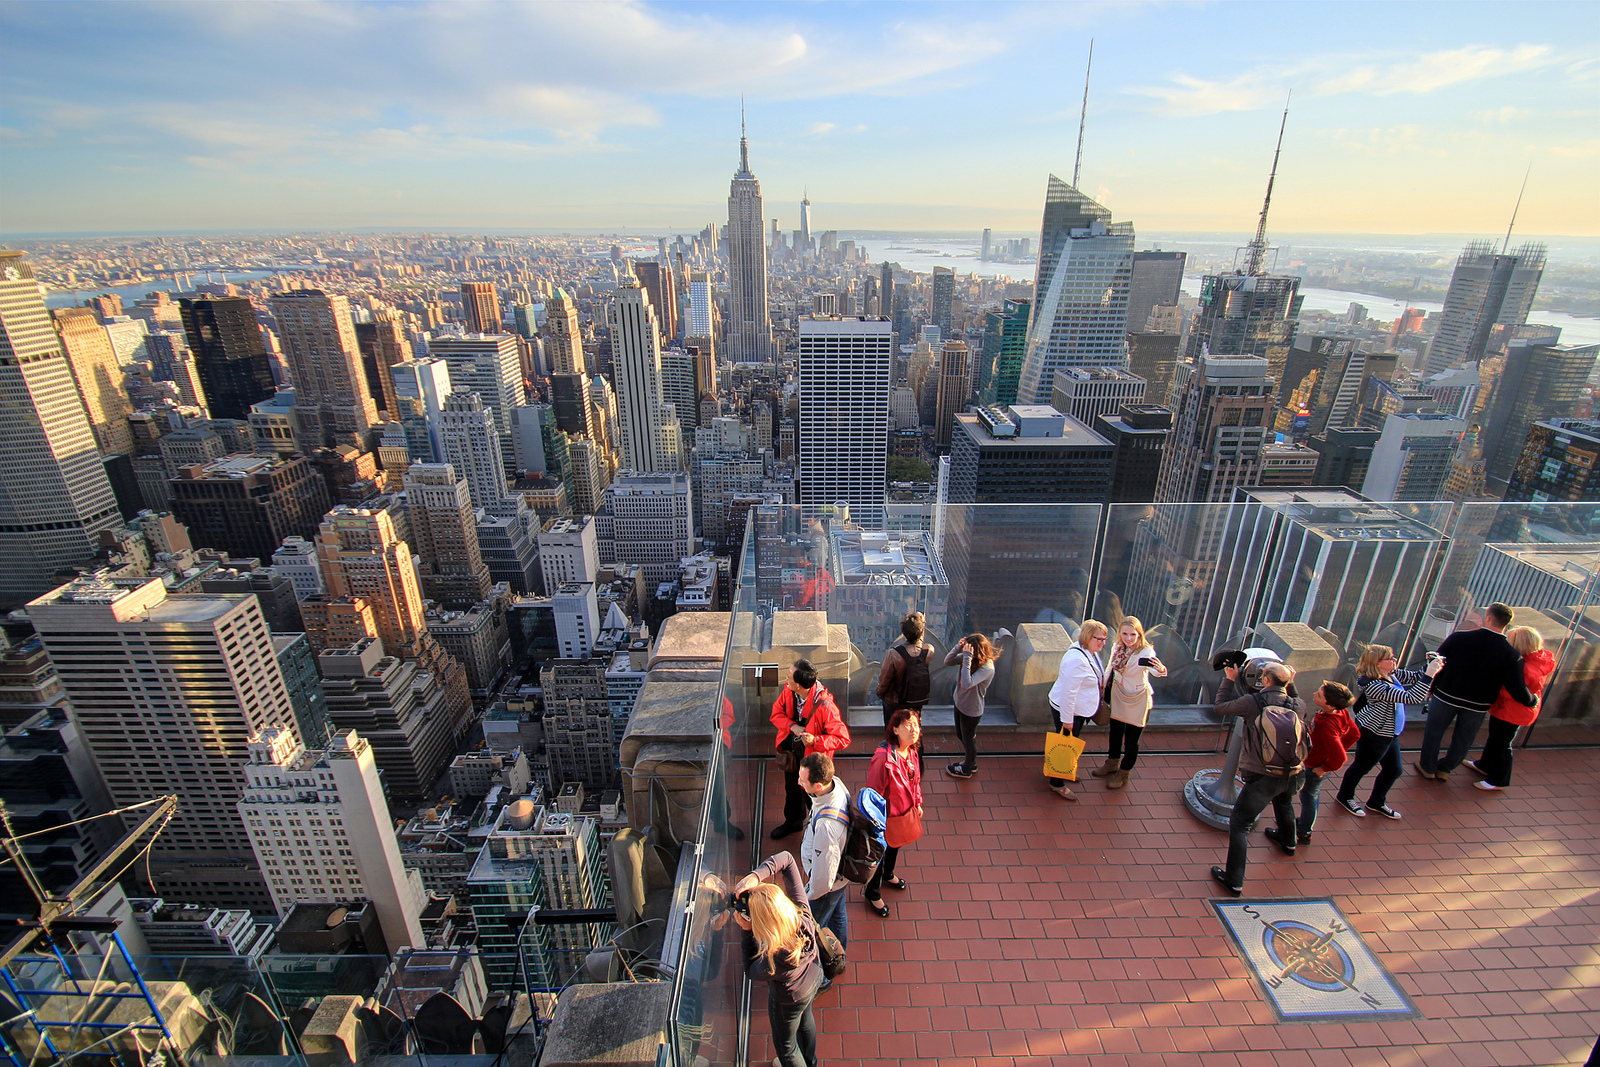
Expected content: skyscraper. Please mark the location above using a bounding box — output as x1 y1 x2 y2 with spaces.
427 334 526 473
631 260 678 343
29 575 298 911
797 317 893 526
438 392 508 509
1154 355 1276 504
460 282 501 336
880 263 895 340
607 283 672 473
1480 339 1599 488
930 267 955 336
0 251 121 605
1505 419 1600 503
306 505 473 737
1015 178 1135 404
51 307 134 456
593 471 693 586
1425 242 1546 375
1361 412 1466 501
391 356 453 463
178 295 277 421
978 298 1030 406
405 462 493 609
934 339 970 448
354 310 412 420
240 727 425 950
1125 250 1187 333
726 117 773 361
269 289 379 449
545 288 585 375
168 452 333 563
686 271 715 340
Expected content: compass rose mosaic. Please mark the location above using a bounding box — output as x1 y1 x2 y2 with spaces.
1208 897 1420 1023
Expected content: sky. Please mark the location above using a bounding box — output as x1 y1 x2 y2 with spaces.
1 1 1597 238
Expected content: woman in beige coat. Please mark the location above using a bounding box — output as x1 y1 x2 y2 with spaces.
1090 616 1167 789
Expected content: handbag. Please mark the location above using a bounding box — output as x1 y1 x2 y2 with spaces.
775 735 802 774
1042 727 1087 779
884 808 923 849
1095 675 1113 727
815 924 847 979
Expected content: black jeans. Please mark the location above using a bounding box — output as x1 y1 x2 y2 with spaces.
1337 726 1402 807
954 712 979 771
768 992 818 1067
1046 707 1087 787
1107 720 1144 770
864 845 901 900
781 753 809 830
1224 770 1303 888
1420 696 1486 776
1475 716 1520 787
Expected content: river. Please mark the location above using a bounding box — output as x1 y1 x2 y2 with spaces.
42 269 287 309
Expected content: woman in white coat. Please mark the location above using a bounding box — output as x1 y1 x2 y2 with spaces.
1090 616 1167 790
1044 619 1109 801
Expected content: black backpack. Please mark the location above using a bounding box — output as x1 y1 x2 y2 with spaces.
893 646 932 707
815 788 887 884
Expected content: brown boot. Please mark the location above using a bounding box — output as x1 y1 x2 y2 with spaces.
1089 757 1121 778
1107 768 1132 790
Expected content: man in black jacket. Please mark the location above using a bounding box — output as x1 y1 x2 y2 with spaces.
1418 603 1537 780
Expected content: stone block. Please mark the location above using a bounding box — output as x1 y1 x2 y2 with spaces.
620 678 719 770
1256 621 1343 698
540 981 672 1067
1010 622 1074 729
299 994 364 1066
627 740 712 840
649 612 731 667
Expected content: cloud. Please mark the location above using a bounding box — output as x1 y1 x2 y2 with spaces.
1477 106 1530 124
1549 139 1600 159
807 122 837 136
1128 43 1566 117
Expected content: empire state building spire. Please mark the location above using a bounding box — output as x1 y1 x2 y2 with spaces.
726 107 773 360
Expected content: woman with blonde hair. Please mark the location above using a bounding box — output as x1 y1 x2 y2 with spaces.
1090 616 1167 790
944 632 996 780
1335 643 1442 820
1465 626 1554 791
1043 619 1109 800
732 851 824 1067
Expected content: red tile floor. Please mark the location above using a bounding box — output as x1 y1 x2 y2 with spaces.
747 738 1600 1067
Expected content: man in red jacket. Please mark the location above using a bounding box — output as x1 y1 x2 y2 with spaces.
770 659 851 840
1269 681 1359 851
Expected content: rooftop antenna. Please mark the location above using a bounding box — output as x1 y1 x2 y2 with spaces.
1073 39 1094 189
1245 93 1290 276
737 96 750 176
1501 164 1531 254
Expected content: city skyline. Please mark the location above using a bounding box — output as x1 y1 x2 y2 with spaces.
1 2 1596 236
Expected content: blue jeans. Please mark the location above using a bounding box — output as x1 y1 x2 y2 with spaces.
810 885 849 950
1224 770 1303 888
768 992 818 1067
1420 695 1486 775
1296 771 1326 839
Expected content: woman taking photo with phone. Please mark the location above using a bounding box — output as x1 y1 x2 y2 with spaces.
1090 616 1167 790
944 632 996 780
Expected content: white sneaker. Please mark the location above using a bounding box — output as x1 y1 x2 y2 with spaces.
1473 780 1502 791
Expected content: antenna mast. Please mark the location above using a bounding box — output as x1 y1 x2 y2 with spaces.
1246 95 1290 276
1073 39 1094 189
1502 164 1531 254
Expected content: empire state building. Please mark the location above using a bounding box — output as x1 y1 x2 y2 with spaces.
726 120 773 361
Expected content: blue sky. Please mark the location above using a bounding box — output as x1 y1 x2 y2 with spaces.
1 1 1596 236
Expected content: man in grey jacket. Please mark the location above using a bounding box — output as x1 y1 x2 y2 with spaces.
798 752 850 952
1209 660 1308 896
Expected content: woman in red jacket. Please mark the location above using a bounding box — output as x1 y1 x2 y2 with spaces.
1466 626 1554 791
1276 681 1360 849
863 708 922 918
769 659 852 840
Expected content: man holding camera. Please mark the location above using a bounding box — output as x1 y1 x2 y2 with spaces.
1209 659 1310 896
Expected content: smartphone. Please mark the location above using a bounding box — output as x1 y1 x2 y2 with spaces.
1137 656 1157 667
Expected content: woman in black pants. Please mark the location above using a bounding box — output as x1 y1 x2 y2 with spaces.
1336 644 1441 821
733 851 824 1067
944 633 995 779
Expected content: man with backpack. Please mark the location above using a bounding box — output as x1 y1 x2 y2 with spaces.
798 752 852 957
1208 659 1310 897
875 611 935 727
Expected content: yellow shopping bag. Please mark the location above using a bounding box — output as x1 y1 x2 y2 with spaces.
1043 728 1087 780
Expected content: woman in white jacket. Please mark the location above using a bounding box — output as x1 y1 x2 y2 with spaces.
1090 616 1167 790
1044 619 1109 800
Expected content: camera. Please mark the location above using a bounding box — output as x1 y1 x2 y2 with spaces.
724 890 752 918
